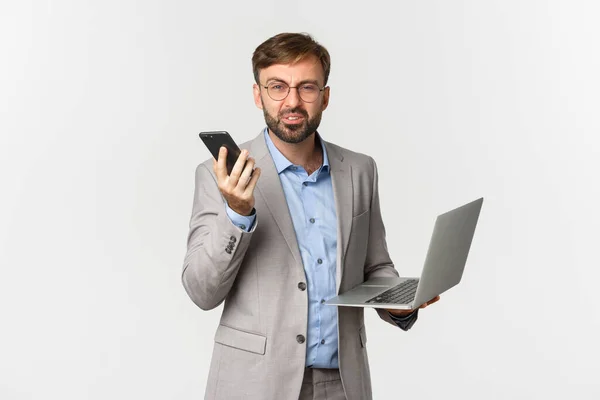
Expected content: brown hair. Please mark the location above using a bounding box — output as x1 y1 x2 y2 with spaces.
252 32 331 86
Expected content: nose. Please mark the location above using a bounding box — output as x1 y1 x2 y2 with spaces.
284 87 302 108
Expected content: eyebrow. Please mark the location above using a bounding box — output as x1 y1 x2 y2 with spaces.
265 77 322 86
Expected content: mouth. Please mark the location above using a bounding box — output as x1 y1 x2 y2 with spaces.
281 114 305 125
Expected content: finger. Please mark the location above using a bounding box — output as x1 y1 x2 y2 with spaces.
420 296 440 309
229 149 249 183
214 147 228 181
244 166 261 194
238 157 256 188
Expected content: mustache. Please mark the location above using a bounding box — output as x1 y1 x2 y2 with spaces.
279 108 308 119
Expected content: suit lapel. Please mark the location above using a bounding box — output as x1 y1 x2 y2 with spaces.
250 133 304 270
324 142 353 294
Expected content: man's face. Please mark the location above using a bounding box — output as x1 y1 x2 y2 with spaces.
253 56 330 144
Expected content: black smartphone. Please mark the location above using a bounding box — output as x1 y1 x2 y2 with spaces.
199 131 243 175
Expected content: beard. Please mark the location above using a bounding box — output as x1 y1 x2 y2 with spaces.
262 104 323 144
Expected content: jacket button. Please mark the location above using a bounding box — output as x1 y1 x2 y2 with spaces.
225 248 232 254
230 236 236 243
297 282 306 291
296 334 305 344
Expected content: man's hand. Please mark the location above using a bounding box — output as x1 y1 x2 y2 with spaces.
213 147 261 216
386 295 441 317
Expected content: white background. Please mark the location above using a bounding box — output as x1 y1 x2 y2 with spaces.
1 1 599 399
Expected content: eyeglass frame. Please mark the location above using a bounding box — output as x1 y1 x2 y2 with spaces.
259 80 327 103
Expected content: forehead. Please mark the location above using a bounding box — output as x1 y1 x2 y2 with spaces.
259 56 325 84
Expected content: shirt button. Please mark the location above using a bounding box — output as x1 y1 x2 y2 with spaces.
303 182 308 186
317 258 323 264
321 299 325 304
240 224 246 230
321 339 325 345
298 282 306 291
309 218 315 224
297 335 305 344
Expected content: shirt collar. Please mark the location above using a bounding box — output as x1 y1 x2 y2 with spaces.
263 127 330 174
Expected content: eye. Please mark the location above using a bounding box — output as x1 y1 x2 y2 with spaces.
301 84 318 92
269 83 287 91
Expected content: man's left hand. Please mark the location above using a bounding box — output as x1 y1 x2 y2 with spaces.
386 295 441 317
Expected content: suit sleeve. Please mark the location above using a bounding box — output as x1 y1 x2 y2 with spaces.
363 157 418 330
181 163 256 310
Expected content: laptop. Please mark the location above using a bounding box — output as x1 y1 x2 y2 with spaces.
325 197 483 310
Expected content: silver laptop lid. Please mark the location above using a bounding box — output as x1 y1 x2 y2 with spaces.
412 198 484 307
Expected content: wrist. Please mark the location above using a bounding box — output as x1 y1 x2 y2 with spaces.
231 206 254 216
387 309 413 317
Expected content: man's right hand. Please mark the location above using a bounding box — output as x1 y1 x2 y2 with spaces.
213 146 261 216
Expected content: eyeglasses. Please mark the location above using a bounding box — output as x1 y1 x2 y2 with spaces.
261 81 325 103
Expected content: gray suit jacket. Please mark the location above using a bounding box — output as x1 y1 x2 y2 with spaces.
182 131 405 400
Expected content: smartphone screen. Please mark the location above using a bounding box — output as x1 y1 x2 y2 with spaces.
199 131 243 175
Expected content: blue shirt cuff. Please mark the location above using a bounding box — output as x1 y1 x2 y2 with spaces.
225 204 256 232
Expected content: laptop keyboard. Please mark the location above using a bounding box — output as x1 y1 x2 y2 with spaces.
366 279 419 304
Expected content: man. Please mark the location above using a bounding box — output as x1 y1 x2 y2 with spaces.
182 32 439 400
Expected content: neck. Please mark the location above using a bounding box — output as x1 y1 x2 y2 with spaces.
268 129 322 168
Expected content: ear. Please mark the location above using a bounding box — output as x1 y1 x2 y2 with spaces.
253 84 263 110
321 86 330 111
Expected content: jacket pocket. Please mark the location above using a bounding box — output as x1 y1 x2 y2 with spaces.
359 325 367 348
214 324 267 355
